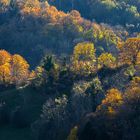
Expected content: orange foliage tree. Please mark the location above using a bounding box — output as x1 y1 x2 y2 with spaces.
0 50 11 65
0 50 11 84
20 0 41 16
0 63 11 84
0 50 30 85
97 88 123 115
12 54 30 84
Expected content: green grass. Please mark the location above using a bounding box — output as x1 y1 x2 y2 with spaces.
0 125 32 140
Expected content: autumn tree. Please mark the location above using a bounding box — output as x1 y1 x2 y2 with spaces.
0 50 11 65
72 42 96 74
98 53 116 68
73 42 96 61
97 88 123 115
0 50 12 84
20 0 40 15
0 50 30 85
0 0 10 12
118 38 140 67
0 63 11 84
124 76 140 100
0 0 9 6
129 76 140 88
11 54 29 85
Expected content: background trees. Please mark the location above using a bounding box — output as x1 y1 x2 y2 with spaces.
47 0 140 31
0 0 126 68
0 0 140 140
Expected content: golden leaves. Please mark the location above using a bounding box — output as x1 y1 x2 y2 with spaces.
0 63 11 84
73 42 96 62
0 50 30 85
12 54 29 83
98 53 116 68
72 42 96 74
103 89 123 103
20 0 41 16
0 50 11 65
97 88 123 115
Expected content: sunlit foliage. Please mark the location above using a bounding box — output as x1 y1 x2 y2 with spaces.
12 54 29 84
72 42 96 74
0 1 140 140
0 50 30 85
97 88 123 115
20 0 41 15
0 63 11 84
98 53 116 68
0 50 11 65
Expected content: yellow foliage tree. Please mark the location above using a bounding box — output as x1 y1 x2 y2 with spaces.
73 42 96 61
72 42 96 74
98 53 116 68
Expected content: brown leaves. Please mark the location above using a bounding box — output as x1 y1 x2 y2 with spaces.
119 38 140 66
